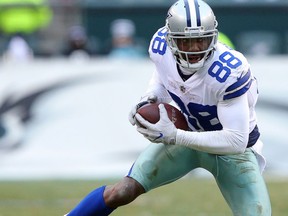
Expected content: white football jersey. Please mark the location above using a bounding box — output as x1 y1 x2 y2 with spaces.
147 27 259 140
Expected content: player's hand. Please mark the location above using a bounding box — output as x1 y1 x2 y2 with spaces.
128 104 138 126
136 104 177 145
128 95 157 126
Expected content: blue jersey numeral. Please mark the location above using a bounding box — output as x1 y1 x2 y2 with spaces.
187 103 222 131
151 28 167 55
169 91 222 131
208 51 242 83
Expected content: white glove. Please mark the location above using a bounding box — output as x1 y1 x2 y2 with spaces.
135 104 177 145
128 95 158 126
128 104 138 126
128 101 149 125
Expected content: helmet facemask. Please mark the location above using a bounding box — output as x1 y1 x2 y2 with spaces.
165 0 218 73
166 26 218 72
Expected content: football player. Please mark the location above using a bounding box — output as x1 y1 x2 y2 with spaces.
65 0 271 215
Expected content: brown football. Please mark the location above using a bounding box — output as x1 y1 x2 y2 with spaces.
136 102 189 130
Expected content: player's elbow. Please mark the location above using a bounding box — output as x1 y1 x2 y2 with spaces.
232 145 246 154
229 129 249 154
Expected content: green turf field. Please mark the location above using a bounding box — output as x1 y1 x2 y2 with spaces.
0 177 287 216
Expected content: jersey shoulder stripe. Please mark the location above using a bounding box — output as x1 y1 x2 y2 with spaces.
226 69 251 92
223 70 252 100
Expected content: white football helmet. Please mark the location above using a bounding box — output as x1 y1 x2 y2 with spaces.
166 0 218 73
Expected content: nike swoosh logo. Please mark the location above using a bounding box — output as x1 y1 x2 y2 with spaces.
154 133 163 141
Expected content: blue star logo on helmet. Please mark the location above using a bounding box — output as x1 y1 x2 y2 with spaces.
167 12 172 19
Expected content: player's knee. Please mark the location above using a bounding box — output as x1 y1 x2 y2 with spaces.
104 177 144 207
139 160 158 180
249 202 271 216
234 202 271 216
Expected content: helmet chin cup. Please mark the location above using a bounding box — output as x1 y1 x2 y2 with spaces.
178 57 205 74
171 47 178 54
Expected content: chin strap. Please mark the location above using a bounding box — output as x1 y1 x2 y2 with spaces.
179 64 198 75
176 64 195 81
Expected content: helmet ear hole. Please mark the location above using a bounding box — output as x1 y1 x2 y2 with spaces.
214 19 218 28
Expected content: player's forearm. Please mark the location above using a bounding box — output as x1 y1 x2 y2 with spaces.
175 128 249 155
143 71 172 104
141 86 172 104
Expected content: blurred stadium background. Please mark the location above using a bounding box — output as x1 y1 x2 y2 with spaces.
0 0 287 181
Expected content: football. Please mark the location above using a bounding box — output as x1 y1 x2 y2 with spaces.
136 102 189 130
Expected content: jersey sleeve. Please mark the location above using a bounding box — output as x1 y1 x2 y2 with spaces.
223 69 252 100
212 47 252 101
143 68 172 104
145 27 173 103
148 27 169 64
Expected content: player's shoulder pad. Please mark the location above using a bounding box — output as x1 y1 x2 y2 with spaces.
222 48 252 100
211 43 252 100
223 69 252 100
148 27 169 63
